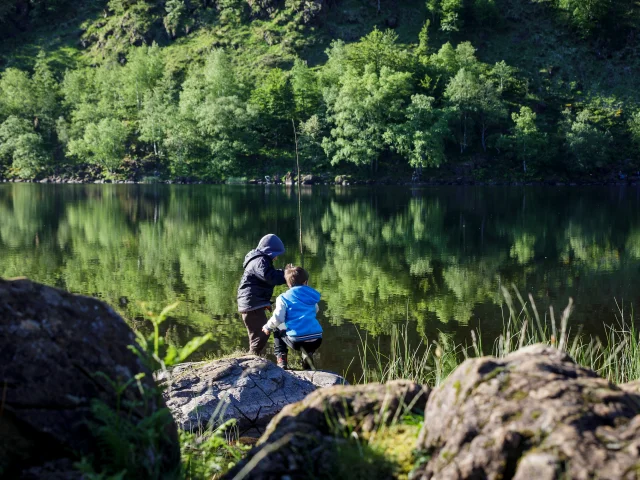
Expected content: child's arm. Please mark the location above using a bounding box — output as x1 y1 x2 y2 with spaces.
255 257 286 286
263 296 286 334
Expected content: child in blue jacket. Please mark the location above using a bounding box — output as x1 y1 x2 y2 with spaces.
262 264 322 370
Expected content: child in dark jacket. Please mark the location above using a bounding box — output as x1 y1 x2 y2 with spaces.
237 234 287 355
262 265 322 370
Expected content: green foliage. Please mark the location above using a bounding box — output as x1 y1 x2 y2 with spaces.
384 95 450 167
1 0 639 181
68 118 129 175
164 0 189 39
133 302 213 370
445 68 505 153
441 0 463 32
180 424 248 480
346 28 412 74
178 49 256 176
0 116 50 178
76 302 212 479
500 106 546 174
359 287 640 390
629 111 640 145
563 108 612 170
298 114 326 166
291 58 321 120
555 0 612 35
416 19 431 59
250 68 295 148
139 76 177 159
121 44 165 111
322 66 412 169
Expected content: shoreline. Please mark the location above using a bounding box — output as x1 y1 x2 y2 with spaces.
1 177 639 187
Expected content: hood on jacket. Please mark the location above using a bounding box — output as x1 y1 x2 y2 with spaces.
287 285 321 305
256 234 285 259
243 249 267 269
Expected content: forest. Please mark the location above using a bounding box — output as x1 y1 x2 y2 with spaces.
0 0 639 182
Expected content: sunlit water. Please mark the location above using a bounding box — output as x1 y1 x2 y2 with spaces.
2 184 640 377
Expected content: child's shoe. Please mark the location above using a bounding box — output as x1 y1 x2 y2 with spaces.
301 353 315 371
276 354 288 370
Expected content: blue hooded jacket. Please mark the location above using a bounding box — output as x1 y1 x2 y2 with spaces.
237 234 286 312
279 285 323 341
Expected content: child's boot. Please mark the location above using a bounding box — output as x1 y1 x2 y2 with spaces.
276 354 288 370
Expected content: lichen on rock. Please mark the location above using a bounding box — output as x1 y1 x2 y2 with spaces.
413 344 640 480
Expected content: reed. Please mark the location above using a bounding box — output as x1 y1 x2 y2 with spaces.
356 286 640 388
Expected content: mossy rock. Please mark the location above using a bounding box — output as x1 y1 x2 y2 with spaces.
225 380 430 479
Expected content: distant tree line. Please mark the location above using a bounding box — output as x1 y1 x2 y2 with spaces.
0 0 639 180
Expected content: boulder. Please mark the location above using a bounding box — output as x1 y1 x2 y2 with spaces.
414 345 640 480
302 174 320 185
224 380 430 479
161 356 347 436
334 174 352 185
0 278 180 479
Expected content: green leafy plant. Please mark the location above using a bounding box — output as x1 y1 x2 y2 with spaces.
133 302 213 371
76 302 214 479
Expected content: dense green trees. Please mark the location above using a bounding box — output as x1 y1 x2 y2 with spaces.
500 107 546 173
0 0 639 181
68 118 130 175
323 66 413 170
0 116 50 178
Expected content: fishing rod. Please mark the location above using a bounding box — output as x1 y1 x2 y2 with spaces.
292 119 304 269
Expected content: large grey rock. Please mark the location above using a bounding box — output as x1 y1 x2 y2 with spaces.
224 380 430 479
161 356 347 435
414 344 640 480
0 278 180 479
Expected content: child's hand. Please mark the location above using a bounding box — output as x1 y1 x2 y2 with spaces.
262 327 271 336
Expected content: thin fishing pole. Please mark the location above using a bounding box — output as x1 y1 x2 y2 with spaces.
292 119 304 269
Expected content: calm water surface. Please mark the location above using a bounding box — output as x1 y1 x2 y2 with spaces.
2 184 640 377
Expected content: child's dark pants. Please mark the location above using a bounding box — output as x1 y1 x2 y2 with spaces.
241 309 269 355
273 329 322 357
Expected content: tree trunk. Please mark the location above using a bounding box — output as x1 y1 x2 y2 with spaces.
462 113 468 153
481 122 487 152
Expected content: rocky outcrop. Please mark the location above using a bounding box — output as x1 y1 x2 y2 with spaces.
224 346 640 480
224 380 430 479
161 356 347 436
0 278 180 479
414 345 640 480
334 174 351 185
302 174 321 185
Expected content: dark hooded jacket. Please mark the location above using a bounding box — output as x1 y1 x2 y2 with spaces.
237 234 286 313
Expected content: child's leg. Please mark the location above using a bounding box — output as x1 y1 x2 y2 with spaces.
287 338 321 370
273 329 289 357
299 339 322 370
241 309 268 355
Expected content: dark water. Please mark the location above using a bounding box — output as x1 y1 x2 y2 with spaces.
2 184 640 376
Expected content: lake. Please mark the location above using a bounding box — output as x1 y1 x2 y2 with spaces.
2 183 639 378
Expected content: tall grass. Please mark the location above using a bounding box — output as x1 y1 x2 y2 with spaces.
357 286 640 387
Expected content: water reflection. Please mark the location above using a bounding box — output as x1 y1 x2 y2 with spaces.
1 184 639 375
